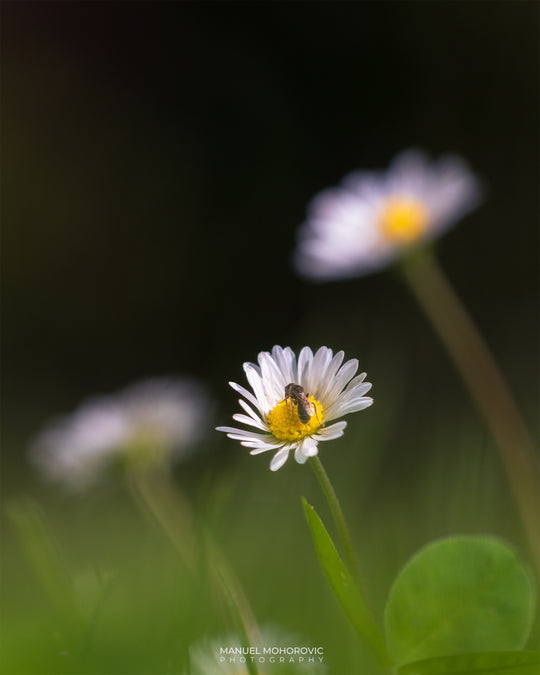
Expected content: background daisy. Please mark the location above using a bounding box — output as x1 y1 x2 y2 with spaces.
30 377 211 489
294 149 483 280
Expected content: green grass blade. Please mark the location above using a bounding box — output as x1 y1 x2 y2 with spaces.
302 497 391 668
6 498 81 627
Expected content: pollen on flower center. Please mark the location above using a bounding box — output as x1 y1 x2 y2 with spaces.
379 196 429 244
266 395 324 442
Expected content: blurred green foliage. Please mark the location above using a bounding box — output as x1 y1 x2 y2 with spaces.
2 381 538 674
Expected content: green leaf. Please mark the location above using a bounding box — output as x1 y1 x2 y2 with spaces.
302 497 391 667
398 650 540 674
384 536 534 666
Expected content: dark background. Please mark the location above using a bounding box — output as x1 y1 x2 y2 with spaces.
2 0 539 476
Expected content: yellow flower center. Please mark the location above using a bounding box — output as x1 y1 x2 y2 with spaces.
379 196 429 244
266 395 324 441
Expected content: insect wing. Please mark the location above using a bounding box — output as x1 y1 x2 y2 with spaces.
284 383 315 424
297 398 315 424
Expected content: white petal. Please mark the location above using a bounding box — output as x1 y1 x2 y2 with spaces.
258 351 286 402
272 345 297 384
325 358 359 402
229 382 260 410
344 372 368 391
244 364 271 411
425 158 483 232
216 425 247 435
326 396 373 420
303 439 319 457
295 437 319 464
217 427 273 443
316 350 345 401
224 432 262 441
294 446 309 464
270 447 291 471
349 381 372 397
248 442 285 454
232 413 267 431
387 149 429 195
308 346 333 394
314 421 347 441
297 346 314 388
238 398 265 424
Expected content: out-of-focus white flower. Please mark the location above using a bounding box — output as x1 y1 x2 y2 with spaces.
217 345 372 471
188 627 327 674
30 378 211 490
294 149 483 280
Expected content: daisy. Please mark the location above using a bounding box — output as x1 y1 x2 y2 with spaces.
294 149 483 280
30 377 210 489
217 345 373 471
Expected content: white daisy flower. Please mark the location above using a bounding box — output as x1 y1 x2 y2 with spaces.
217 345 373 471
294 149 483 280
30 377 210 490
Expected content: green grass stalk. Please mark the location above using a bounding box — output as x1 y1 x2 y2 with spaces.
309 455 372 610
401 249 540 574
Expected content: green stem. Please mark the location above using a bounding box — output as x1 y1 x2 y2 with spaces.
127 464 260 665
127 465 197 574
211 549 260 675
7 499 82 631
401 250 540 573
309 455 371 607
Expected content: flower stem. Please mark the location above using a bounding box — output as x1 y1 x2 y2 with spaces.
127 464 260 667
309 455 371 606
127 465 197 574
7 499 83 632
401 249 540 573
210 544 260 675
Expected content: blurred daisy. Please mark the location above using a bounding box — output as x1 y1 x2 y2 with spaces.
30 378 210 490
188 627 326 674
294 149 482 279
217 345 372 471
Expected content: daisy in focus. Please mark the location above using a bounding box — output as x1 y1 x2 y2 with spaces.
217 346 373 471
30 378 210 490
294 149 483 280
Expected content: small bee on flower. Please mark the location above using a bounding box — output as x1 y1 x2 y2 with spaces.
283 382 318 425
294 149 483 280
217 346 373 471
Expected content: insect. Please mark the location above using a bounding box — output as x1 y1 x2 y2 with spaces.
284 383 318 424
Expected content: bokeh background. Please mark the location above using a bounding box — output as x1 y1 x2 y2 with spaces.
2 2 538 674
